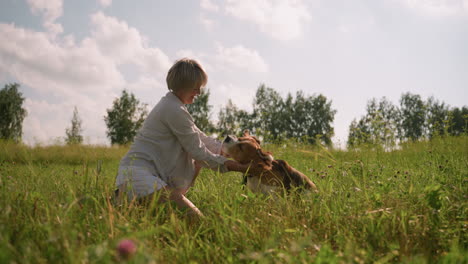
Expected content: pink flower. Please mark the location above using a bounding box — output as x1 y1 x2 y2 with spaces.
117 239 137 259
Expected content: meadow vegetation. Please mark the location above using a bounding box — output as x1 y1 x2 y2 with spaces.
0 136 466 263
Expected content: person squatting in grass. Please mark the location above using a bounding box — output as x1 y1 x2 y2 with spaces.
115 58 249 217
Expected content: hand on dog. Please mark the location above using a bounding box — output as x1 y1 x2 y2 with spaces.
220 149 231 158
224 160 250 173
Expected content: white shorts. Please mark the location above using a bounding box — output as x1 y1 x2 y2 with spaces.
115 166 168 200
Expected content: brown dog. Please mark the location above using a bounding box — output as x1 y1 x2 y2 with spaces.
222 131 318 195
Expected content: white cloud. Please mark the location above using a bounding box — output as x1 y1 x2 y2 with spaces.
27 0 63 23
214 43 269 73
216 83 255 110
176 43 268 73
22 98 110 145
0 12 173 145
0 23 124 97
97 0 112 8
396 0 468 16
27 0 63 35
90 12 171 75
200 0 220 12
176 49 200 60
175 44 267 117
175 49 216 74
126 75 166 96
200 14 216 31
22 99 68 145
225 0 311 41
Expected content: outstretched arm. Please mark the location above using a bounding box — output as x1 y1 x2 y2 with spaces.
224 160 250 173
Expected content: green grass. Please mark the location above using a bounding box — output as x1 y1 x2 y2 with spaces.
0 137 466 263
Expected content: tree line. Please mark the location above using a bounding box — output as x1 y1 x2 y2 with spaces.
188 84 336 145
347 93 467 149
102 84 337 145
1 82 466 147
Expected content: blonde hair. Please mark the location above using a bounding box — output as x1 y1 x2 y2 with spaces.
166 58 207 92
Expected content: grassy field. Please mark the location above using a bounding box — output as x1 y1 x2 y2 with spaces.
0 137 466 263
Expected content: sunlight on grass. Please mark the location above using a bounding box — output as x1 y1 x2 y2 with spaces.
0 137 466 263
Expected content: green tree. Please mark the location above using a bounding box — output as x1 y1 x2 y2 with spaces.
186 89 215 133
448 106 468 136
104 90 148 145
283 93 296 138
235 109 254 135
347 97 399 149
217 100 253 136
425 97 449 138
251 85 336 145
399 93 426 141
303 93 336 145
217 99 240 135
0 83 27 143
285 91 336 145
65 106 83 145
252 84 286 140
347 118 370 148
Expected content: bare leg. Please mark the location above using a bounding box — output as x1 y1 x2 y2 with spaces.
162 163 204 217
121 164 204 217
158 187 204 217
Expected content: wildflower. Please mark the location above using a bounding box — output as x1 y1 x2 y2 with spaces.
117 239 137 260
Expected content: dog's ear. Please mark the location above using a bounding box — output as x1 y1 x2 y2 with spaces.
257 149 273 163
249 149 273 174
251 136 261 145
243 129 261 145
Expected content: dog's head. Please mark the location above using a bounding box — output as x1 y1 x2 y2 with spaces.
222 130 273 167
238 129 261 146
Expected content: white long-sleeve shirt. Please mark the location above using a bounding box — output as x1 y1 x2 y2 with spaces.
117 92 228 189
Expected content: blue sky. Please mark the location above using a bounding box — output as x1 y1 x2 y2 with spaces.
1 0 467 146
